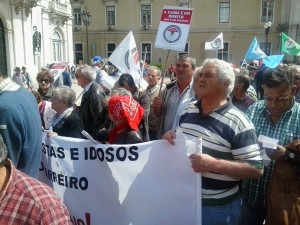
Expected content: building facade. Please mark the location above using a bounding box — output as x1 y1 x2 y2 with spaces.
72 0 300 68
0 0 73 78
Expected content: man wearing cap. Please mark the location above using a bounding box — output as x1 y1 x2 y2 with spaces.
0 71 42 178
12 67 27 87
21 66 33 90
91 56 111 95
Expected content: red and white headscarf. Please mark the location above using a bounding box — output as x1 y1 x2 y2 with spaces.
108 96 144 131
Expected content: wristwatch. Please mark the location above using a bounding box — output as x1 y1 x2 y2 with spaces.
283 149 295 160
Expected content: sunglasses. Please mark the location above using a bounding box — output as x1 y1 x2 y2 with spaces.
38 79 50 84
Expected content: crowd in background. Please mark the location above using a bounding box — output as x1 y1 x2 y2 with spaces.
1 54 300 224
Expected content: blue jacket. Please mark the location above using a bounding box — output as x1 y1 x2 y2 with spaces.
0 87 42 178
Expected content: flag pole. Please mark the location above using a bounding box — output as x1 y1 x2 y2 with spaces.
139 47 148 91
158 49 171 95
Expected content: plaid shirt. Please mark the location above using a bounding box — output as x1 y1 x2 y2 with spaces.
0 160 72 225
243 100 300 208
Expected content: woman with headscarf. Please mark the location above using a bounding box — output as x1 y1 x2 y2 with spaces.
104 95 144 144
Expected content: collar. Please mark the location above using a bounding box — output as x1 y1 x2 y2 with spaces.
196 98 232 116
0 78 20 93
84 81 94 93
146 84 160 94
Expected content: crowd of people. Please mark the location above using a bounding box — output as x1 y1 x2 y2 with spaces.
0 54 300 224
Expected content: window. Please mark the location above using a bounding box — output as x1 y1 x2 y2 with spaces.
74 43 83 65
261 1 274 22
53 31 62 61
219 1 230 23
107 43 116 58
178 43 189 56
260 42 271 56
106 6 115 26
141 43 151 64
73 8 81 26
179 3 189 8
217 42 229 62
141 4 151 25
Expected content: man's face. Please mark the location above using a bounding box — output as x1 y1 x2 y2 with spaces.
263 84 295 117
175 59 194 82
291 69 300 89
75 69 89 88
146 69 160 87
196 64 228 99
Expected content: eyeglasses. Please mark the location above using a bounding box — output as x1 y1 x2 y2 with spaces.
264 95 290 104
293 76 300 81
38 79 50 84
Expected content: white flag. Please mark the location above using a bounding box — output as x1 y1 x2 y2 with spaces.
205 32 224 50
108 31 141 85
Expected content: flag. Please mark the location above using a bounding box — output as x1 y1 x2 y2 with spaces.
262 55 284 69
205 32 224 50
108 31 141 85
245 37 267 60
281 32 300 56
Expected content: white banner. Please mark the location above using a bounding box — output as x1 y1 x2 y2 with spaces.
39 134 202 225
49 61 69 82
155 6 193 51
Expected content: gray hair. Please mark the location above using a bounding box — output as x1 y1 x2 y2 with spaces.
110 87 132 97
77 64 96 82
147 66 162 77
177 54 197 70
0 134 7 168
202 58 235 97
54 85 76 107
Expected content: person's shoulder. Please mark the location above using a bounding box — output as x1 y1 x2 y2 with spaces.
14 169 65 208
165 81 176 89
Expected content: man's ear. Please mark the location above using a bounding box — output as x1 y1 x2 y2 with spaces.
291 84 297 96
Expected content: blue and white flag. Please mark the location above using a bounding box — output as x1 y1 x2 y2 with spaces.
262 55 284 69
245 37 267 60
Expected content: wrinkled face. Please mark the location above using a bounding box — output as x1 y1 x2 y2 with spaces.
75 69 89 88
51 93 64 113
175 59 194 82
263 84 295 116
196 64 227 99
146 69 160 87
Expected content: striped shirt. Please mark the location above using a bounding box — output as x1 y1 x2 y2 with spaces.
243 100 300 208
178 99 262 206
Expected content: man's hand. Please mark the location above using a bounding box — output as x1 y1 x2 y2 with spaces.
265 145 286 160
152 96 162 116
285 140 300 153
162 130 176 145
189 153 217 173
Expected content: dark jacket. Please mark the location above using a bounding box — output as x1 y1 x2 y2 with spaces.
98 127 143 144
132 89 150 142
53 111 85 139
78 81 109 139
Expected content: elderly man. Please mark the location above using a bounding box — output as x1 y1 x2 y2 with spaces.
153 54 196 139
163 58 263 225
240 67 300 225
75 65 108 139
0 71 42 178
0 134 72 224
145 66 162 140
